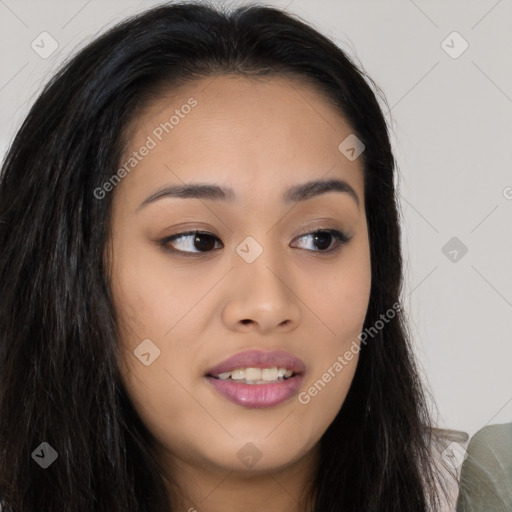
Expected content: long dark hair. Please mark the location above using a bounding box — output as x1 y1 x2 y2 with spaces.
0 2 453 510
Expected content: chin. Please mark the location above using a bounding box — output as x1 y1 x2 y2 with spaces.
202 436 315 474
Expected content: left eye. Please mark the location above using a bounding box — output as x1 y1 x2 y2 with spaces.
160 229 350 256
293 229 351 252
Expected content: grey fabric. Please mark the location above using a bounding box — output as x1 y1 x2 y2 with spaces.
456 423 512 512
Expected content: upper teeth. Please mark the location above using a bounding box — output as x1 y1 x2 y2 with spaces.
217 367 293 382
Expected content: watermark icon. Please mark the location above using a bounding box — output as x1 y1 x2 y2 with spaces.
441 31 469 59
441 236 468 263
237 442 263 468
93 97 198 199
236 236 264 263
31 31 58 59
133 338 161 366
503 186 512 200
338 134 365 161
298 302 401 405
441 441 468 469
31 442 58 468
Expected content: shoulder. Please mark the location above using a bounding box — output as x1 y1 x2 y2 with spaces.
457 422 512 512
461 423 512 482
465 423 512 462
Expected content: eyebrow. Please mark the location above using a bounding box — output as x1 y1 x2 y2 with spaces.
137 178 360 211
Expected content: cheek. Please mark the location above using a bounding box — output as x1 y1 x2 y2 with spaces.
297 353 358 443
110 245 217 454
109 244 203 342
312 273 370 339
306 245 371 343
296 240 371 426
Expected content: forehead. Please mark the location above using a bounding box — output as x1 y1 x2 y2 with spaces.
115 74 365 211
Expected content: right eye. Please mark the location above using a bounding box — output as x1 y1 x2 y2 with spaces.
160 231 223 256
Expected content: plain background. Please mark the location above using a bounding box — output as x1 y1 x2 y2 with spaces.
0 0 511 439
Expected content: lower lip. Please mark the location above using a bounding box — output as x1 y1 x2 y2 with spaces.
206 374 305 409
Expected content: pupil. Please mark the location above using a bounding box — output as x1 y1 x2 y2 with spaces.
314 232 332 250
195 234 215 251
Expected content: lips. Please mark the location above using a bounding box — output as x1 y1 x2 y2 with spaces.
205 349 306 409
206 349 306 377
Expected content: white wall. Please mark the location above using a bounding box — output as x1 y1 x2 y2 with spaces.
1 0 511 438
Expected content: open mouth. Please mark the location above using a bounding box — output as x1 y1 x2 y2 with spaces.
205 369 305 409
208 366 298 385
204 350 306 408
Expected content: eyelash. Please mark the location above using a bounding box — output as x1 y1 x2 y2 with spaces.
159 229 351 257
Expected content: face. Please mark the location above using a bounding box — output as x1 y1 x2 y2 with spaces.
108 75 371 479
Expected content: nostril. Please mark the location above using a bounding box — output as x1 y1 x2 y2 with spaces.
240 319 252 325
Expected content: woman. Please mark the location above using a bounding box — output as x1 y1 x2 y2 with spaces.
0 2 456 510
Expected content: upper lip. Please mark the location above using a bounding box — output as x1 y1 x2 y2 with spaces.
206 349 306 377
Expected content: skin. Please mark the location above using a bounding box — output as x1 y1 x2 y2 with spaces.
107 75 371 512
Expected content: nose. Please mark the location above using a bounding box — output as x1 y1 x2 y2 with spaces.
222 247 301 334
